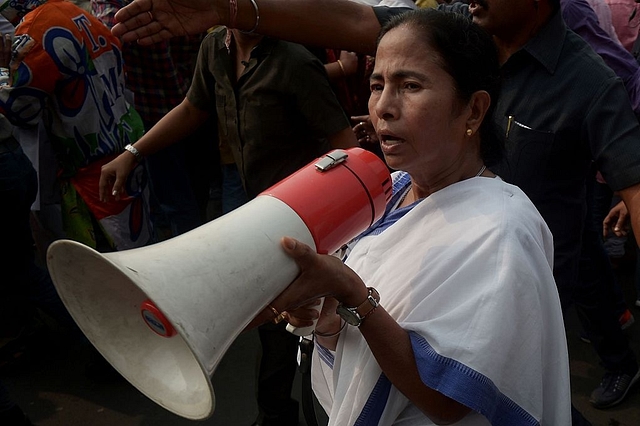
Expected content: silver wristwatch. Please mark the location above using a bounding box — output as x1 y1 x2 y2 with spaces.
336 287 380 327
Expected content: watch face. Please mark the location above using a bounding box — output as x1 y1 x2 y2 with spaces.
336 305 361 326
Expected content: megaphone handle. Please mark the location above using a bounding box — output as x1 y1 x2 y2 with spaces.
286 297 325 336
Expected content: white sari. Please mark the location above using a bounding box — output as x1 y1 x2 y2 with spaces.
312 172 571 425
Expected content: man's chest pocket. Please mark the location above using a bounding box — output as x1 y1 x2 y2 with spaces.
500 118 555 201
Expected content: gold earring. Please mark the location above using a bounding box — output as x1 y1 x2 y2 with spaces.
466 129 473 136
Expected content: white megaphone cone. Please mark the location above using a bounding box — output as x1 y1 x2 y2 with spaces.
46 148 391 420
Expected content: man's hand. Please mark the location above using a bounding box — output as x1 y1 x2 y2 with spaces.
112 0 226 45
603 200 630 238
351 115 378 146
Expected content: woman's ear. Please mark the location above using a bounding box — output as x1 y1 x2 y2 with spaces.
466 90 491 135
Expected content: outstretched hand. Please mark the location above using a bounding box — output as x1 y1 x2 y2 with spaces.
112 0 225 45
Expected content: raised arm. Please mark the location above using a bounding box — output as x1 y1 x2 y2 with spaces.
112 0 383 54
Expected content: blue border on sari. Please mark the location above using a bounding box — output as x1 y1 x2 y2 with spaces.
316 342 335 369
350 332 539 425
354 374 393 426
410 332 539 426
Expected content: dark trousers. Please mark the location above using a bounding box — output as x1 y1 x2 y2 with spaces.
0 141 80 420
144 120 217 237
145 142 204 237
256 321 299 425
589 179 627 316
574 173 638 376
576 224 638 375
0 142 75 333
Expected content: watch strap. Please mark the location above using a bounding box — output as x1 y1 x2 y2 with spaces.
338 287 380 327
354 287 380 321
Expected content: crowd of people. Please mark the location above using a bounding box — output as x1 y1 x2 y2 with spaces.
3 0 640 425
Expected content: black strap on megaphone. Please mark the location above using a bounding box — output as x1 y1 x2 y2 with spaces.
298 336 319 426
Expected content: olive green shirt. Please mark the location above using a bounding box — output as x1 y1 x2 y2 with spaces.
188 28 351 198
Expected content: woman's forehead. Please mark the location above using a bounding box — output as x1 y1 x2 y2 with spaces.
376 29 441 69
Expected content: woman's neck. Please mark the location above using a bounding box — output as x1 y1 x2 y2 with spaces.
400 164 492 208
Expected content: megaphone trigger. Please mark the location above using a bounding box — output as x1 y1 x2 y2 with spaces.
286 297 325 337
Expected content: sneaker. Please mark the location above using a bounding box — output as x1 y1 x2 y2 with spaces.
619 309 635 330
589 369 640 408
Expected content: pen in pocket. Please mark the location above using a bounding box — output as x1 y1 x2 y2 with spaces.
506 115 532 138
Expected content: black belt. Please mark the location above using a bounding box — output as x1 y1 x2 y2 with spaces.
0 137 20 154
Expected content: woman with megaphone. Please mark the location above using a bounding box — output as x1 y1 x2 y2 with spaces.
248 9 571 426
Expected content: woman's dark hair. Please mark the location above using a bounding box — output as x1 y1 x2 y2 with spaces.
378 9 504 166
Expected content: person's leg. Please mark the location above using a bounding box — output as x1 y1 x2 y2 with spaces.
589 177 629 319
183 120 219 223
576 225 640 407
254 322 300 426
571 404 592 426
0 380 33 426
0 142 61 426
221 163 249 214
0 143 43 333
145 142 203 237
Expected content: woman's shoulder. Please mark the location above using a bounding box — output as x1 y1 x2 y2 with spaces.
433 177 551 240
476 177 545 219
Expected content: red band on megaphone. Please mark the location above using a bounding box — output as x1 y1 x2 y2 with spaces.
261 148 391 254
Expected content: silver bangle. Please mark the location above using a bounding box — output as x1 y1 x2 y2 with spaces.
245 0 260 33
124 144 143 162
314 319 346 338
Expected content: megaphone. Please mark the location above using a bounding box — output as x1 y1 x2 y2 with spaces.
46 148 391 420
